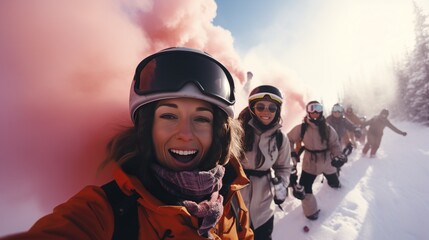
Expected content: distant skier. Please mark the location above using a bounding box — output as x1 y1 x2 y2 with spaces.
326 103 362 155
344 105 366 145
361 109 407 158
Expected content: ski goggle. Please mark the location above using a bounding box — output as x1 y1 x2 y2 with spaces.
332 105 344 113
306 103 323 113
254 102 278 113
133 50 235 105
248 93 283 104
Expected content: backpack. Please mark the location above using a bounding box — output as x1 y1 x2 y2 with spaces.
274 124 308 155
101 180 243 239
293 123 308 156
275 129 283 149
101 180 140 240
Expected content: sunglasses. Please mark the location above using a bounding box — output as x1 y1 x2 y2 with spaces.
254 103 278 113
307 103 323 113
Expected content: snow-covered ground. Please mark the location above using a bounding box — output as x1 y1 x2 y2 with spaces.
0 121 426 239
273 121 428 240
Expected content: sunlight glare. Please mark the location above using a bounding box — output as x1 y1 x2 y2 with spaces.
245 0 417 117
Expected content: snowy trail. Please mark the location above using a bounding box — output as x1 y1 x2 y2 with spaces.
272 122 429 240
0 122 427 239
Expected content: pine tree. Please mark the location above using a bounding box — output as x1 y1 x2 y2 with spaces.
393 60 409 120
410 1 429 125
395 1 429 125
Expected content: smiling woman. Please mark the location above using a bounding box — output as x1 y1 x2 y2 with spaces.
152 98 214 171
1 47 254 240
237 85 292 240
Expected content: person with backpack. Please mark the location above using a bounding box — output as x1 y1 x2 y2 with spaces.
326 103 362 155
361 109 407 158
287 101 347 220
237 85 292 240
344 105 366 145
1 47 254 240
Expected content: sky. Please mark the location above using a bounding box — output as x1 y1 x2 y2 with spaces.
215 0 429 121
0 0 428 237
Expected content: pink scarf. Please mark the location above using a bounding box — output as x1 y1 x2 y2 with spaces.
151 164 225 237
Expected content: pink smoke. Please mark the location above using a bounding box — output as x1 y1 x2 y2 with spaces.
0 0 246 234
0 0 304 235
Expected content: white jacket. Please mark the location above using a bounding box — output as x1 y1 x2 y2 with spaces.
239 119 292 229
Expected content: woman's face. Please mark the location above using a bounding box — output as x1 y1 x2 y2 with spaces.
253 100 278 125
308 111 321 120
152 98 213 171
332 111 342 118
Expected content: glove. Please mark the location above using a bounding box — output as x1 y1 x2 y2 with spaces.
292 184 305 200
402 132 407 136
331 154 348 168
289 175 297 188
354 127 362 139
291 151 300 163
342 142 353 156
272 177 287 205
289 167 298 187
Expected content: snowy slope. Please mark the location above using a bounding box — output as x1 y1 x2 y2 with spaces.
273 121 429 240
0 121 426 239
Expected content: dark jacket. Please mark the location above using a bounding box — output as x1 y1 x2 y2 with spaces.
326 115 357 142
363 115 404 137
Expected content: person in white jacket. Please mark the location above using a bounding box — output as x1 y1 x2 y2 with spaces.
287 101 346 220
238 85 292 240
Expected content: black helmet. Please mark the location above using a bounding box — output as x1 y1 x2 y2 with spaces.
248 85 283 129
130 47 236 123
380 109 389 117
248 85 283 107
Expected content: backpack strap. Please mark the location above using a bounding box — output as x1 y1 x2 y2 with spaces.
243 169 271 177
101 180 140 240
293 123 307 157
300 122 308 140
275 129 283 149
230 193 243 233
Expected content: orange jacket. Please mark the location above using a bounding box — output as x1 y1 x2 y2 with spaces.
1 158 253 240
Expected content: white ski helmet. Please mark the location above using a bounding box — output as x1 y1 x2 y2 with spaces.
306 100 324 120
129 47 236 123
332 103 344 115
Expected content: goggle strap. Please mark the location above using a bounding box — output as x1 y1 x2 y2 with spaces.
249 92 282 104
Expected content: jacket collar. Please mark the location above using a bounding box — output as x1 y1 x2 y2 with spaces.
113 157 249 208
248 118 282 135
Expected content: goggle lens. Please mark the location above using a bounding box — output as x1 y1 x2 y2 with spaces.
134 51 235 105
307 103 323 113
332 105 344 112
255 103 278 113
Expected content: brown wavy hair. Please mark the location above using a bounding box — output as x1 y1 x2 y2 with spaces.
100 101 243 182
